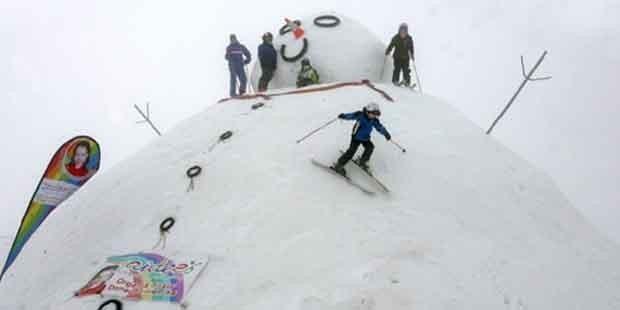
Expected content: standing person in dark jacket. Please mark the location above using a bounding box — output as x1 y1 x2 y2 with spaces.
258 32 277 92
385 23 414 86
225 34 252 97
333 103 391 175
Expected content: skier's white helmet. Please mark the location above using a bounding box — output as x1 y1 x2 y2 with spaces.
364 102 381 116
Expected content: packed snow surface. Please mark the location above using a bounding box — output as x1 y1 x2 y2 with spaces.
1 82 619 310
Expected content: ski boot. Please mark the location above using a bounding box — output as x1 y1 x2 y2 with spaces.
352 157 370 171
331 163 347 177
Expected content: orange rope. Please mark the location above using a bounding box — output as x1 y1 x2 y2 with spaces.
217 80 394 103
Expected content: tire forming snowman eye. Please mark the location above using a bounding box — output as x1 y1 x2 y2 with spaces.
280 38 308 63
279 20 302 35
314 15 341 28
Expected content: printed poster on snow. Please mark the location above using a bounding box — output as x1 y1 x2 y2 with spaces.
76 253 208 303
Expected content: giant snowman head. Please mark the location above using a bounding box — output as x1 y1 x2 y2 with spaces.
250 12 387 90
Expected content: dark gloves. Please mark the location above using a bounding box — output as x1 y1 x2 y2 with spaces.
385 133 392 140
338 113 346 119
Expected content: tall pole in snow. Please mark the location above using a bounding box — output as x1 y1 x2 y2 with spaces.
486 51 552 135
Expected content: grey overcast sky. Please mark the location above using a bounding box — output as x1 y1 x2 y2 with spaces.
1 0 618 246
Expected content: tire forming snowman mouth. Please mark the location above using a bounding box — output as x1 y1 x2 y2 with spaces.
279 15 342 63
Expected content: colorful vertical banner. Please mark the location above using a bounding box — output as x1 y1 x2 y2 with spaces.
75 253 208 303
0 136 101 281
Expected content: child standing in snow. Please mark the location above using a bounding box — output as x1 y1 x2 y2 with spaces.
333 103 391 175
296 58 320 88
385 23 414 86
225 34 252 97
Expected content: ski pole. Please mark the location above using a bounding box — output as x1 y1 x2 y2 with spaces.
380 54 388 81
296 117 338 144
244 66 254 94
412 61 422 94
390 140 407 153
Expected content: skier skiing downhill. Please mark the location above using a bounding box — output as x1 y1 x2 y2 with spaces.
225 34 252 97
333 103 391 175
258 32 277 92
385 23 415 86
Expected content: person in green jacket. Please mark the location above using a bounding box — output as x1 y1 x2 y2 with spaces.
385 23 414 86
296 58 320 88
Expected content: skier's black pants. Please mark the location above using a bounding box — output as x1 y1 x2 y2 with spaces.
337 138 374 167
392 58 411 84
258 67 274 91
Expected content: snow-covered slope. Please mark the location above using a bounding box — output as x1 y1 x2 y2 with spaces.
250 13 387 90
1 83 619 310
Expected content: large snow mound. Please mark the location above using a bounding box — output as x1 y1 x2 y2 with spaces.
1 84 619 310
250 13 388 90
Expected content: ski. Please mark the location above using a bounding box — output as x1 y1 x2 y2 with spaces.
398 81 417 91
339 150 390 193
310 159 375 195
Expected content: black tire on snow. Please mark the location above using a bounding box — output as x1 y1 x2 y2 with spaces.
186 165 202 178
314 15 341 28
280 38 308 63
98 299 122 310
220 130 233 140
160 217 175 233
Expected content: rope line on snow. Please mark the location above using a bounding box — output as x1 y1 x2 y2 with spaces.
217 80 393 103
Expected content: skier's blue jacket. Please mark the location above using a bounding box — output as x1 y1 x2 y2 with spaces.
225 42 252 67
339 111 391 141
258 42 277 70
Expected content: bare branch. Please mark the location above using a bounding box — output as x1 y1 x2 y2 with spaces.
134 103 162 136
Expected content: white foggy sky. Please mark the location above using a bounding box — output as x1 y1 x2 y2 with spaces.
0 0 618 246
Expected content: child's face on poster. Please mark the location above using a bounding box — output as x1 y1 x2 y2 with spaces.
73 146 89 168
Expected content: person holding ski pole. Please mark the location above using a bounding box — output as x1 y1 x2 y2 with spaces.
333 103 391 175
225 34 252 97
258 32 277 92
385 23 414 87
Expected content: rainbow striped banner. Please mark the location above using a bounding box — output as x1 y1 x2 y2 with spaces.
0 136 100 281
